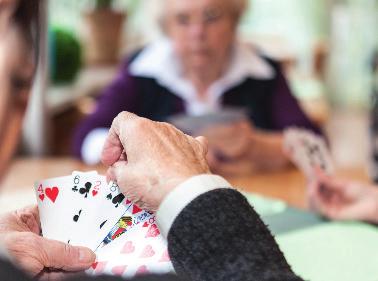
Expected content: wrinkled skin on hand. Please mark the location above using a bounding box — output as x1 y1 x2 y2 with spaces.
101 111 211 211
0 206 95 280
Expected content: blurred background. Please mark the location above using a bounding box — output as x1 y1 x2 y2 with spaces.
22 0 378 171
1 2 376 279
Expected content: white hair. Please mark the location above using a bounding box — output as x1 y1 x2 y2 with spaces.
152 0 249 30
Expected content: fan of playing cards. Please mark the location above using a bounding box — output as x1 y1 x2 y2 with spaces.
283 127 334 180
34 171 174 278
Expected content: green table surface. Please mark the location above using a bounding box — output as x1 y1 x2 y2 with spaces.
244 193 378 281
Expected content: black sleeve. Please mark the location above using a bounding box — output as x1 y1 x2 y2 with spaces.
0 259 30 281
167 188 304 281
68 273 182 281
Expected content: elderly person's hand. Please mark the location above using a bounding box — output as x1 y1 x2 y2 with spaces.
0 205 96 280
200 121 290 175
101 111 210 211
308 169 378 224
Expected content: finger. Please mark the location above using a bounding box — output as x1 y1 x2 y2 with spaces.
101 111 138 166
105 167 116 183
315 170 346 193
308 180 342 219
108 161 140 200
195 136 209 156
39 238 95 272
16 205 41 234
307 180 328 211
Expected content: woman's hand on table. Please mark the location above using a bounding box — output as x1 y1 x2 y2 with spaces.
0 205 95 280
200 120 290 175
308 170 378 224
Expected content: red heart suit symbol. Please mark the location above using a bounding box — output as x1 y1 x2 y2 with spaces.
91 261 107 274
92 190 98 196
121 241 135 254
132 205 143 214
145 224 160 238
111 265 127 276
91 262 98 269
139 245 155 258
39 194 45 201
136 265 148 275
45 187 59 203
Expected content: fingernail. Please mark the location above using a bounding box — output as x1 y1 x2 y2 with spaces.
79 248 96 263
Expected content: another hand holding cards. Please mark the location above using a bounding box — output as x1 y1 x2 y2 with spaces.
34 171 173 278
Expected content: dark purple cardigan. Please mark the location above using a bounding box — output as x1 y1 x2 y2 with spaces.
72 54 322 159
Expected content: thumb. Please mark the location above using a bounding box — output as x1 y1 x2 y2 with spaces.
40 238 96 271
195 136 209 156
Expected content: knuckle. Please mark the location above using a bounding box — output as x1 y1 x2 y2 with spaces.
116 111 130 120
128 117 149 133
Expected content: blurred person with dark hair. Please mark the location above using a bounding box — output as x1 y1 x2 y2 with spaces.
0 0 97 279
73 0 322 175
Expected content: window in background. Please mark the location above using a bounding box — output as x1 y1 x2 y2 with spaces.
326 0 378 108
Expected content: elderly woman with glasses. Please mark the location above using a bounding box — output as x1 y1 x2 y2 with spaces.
74 0 322 174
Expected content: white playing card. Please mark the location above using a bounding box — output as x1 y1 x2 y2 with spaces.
87 216 174 278
283 127 334 180
35 175 77 243
68 173 132 251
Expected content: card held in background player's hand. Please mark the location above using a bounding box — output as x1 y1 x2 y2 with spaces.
283 127 334 180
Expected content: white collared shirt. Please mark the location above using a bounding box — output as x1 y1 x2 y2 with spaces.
129 38 275 116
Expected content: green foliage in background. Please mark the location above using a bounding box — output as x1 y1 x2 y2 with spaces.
50 27 82 84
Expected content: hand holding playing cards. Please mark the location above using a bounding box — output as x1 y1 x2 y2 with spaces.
201 121 253 160
0 206 96 279
202 121 289 174
308 170 378 224
102 111 210 211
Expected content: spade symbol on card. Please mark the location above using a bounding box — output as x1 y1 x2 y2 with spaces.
73 210 82 222
112 193 125 208
106 193 112 200
79 182 92 198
